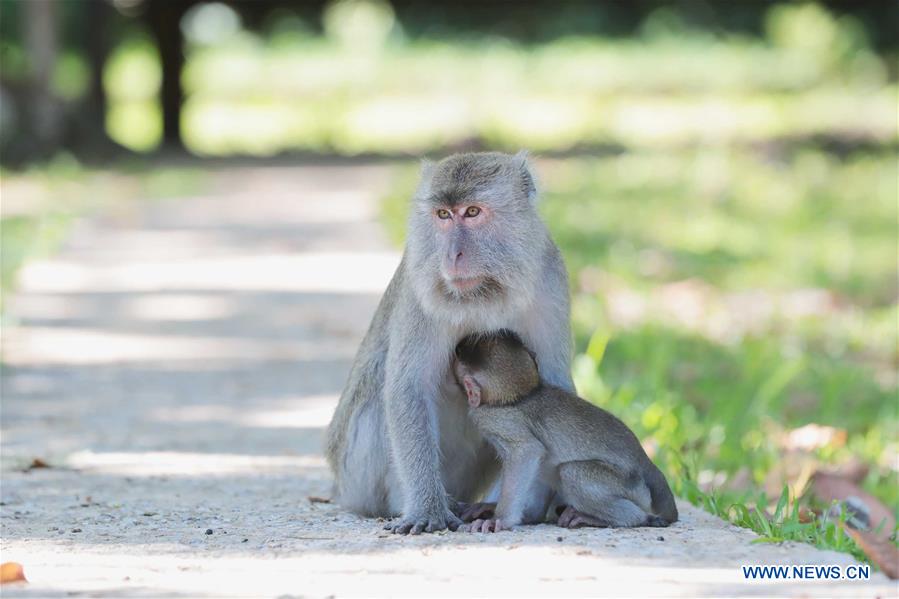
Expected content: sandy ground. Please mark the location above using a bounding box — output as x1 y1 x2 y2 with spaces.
1 164 894 598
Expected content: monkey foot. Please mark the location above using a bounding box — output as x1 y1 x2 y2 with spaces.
456 501 497 522
384 512 462 535
645 515 671 527
556 505 610 529
463 518 510 533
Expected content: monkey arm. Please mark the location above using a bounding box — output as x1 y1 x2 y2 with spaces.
382 306 461 534
520 245 575 393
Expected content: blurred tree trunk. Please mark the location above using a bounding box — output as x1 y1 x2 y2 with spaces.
22 0 63 157
84 0 110 137
146 0 189 150
68 0 131 157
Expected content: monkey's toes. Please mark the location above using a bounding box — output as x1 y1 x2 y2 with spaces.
557 508 607 529
556 505 596 528
459 501 496 522
465 518 505 533
387 512 460 535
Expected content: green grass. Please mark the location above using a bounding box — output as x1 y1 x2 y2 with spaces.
0 156 208 312
380 145 898 565
94 2 896 156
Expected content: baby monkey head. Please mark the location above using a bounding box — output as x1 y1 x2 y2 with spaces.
453 330 539 407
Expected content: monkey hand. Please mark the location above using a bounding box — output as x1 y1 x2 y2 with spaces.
463 518 511 533
454 501 497 522
385 509 462 535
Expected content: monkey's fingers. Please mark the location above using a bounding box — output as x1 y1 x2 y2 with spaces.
464 519 483 532
494 519 513 532
464 518 502 533
559 508 607 529
460 501 497 522
556 505 577 528
388 512 461 535
446 516 461 531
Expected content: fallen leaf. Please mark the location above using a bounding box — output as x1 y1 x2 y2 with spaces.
23 458 51 472
781 424 847 451
640 438 658 459
722 467 753 494
307 496 331 504
0 562 26 584
819 458 870 484
844 526 899 579
812 472 896 540
763 451 818 499
797 506 816 524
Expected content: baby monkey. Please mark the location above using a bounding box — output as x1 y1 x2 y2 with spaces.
453 330 678 532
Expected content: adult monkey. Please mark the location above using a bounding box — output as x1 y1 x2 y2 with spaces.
325 151 574 534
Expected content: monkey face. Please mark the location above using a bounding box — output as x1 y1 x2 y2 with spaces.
407 152 546 304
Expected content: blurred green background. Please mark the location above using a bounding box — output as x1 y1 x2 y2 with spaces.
1 0 896 564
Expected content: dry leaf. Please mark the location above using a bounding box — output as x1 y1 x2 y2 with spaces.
812 472 896 540
797 506 816 524
781 424 847 451
819 458 870 484
763 451 818 499
843 526 899 580
640 438 658 460
0 562 26 584
23 458 50 472
722 467 753 494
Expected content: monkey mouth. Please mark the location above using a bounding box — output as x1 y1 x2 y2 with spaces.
447 276 485 292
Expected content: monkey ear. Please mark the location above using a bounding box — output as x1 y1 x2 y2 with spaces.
462 375 482 407
513 150 538 205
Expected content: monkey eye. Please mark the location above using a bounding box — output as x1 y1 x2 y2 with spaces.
464 206 481 217
436 208 451 219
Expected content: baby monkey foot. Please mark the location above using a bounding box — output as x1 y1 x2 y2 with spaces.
464 518 510 533
556 505 611 529
456 501 497 522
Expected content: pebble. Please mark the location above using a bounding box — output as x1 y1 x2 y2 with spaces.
205 528 214 535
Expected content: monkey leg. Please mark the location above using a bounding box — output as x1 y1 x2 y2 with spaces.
335 400 401 517
557 461 652 528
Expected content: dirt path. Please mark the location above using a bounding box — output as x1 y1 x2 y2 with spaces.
1 164 892 597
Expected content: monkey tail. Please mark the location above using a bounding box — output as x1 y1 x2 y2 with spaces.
646 464 678 525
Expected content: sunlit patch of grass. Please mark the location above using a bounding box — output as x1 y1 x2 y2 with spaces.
0 159 209 310
0 214 71 309
681 481 868 563
104 2 896 156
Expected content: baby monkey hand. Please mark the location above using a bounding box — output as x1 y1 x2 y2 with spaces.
462 518 511 533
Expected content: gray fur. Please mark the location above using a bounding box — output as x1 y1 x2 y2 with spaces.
453 332 678 531
324 151 574 534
